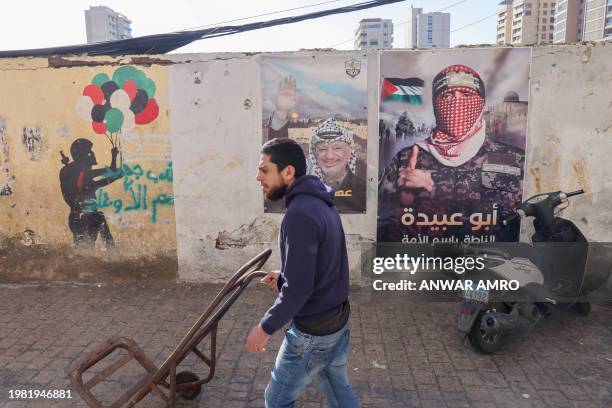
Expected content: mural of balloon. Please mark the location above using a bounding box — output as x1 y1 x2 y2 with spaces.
75 65 159 148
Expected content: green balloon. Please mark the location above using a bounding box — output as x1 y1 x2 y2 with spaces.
112 65 139 87
104 108 124 133
92 73 109 87
133 70 148 89
142 78 156 98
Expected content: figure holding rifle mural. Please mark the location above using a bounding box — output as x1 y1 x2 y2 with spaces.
61 65 161 249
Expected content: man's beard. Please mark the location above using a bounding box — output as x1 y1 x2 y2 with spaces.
267 183 288 201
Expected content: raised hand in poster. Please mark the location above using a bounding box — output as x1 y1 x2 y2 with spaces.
265 75 365 213
396 145 434 193
379 64 525 242
270 76 299 133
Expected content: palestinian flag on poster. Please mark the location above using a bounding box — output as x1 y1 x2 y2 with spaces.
381 77 425 104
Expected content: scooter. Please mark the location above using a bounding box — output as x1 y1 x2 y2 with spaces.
457 189 608 353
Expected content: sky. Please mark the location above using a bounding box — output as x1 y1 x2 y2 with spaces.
0 0 498 53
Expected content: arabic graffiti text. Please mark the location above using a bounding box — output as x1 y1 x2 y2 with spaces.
97 161 174 223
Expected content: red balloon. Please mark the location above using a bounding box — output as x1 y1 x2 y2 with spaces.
92 121 106 134
122 80 138 101
83 84 104 105
135 99 159 125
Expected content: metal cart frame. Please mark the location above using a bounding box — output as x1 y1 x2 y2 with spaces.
66 248 272 407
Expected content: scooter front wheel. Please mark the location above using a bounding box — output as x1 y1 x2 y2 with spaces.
574 301 591 316
468 310 504 354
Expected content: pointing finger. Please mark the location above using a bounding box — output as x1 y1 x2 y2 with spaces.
408 145 419 170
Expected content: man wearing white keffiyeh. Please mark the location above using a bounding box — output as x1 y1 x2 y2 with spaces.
307 118 357 188
267 76 366 213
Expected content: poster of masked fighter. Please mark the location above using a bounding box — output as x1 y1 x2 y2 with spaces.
378 48 530 243
260 54 368 213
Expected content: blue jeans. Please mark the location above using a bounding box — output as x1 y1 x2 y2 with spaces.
265 321 359 408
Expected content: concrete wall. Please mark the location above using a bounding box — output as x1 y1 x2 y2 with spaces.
522 42 612 240
0 43 610 283
0 56 177 282
168 51 379 282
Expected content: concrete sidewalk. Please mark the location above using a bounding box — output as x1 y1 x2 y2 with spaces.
0 282 611 408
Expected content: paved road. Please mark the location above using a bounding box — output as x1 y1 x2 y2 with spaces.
0 282 611 407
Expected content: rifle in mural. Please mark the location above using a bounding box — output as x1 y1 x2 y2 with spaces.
59 65 161 249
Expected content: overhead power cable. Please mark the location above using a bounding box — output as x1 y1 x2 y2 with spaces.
181 0 343 31
0 0 404 57
451 12 497 32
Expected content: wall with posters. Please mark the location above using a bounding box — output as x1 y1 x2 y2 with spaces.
0 43 610 283
169 51 380 282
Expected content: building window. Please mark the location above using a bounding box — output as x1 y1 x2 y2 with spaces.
550 17 555 23
541 34 546 39
525 10 532 15
543 2 548 7
543 10 548 15
550 25 555 30
370 39 378 45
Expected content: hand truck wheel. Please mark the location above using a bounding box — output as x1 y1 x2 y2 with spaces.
176 371 202 400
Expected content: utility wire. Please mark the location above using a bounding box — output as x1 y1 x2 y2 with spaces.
451 12 497 32
328 0 471 47
181 0 343 31
0 0 405 56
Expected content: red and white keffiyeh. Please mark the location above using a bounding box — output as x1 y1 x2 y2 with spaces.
418 65 486 167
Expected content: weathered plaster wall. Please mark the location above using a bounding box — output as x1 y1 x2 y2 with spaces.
523 43 612 241
168 51 379 282
0 43 610 283
0 57 178 281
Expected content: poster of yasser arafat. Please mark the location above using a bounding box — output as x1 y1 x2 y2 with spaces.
378 48 530 244
260 54 368 213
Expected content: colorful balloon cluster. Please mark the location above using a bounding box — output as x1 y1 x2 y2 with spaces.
76 66 159 138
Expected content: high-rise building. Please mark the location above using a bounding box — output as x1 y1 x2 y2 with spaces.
496 0 556 45
497 0 514 44
582 0 612 41
553 0 585 43
354 18 394 49
85 6 132 43
405 7 451 48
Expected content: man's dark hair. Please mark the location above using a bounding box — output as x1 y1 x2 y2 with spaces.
261 138 306 178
